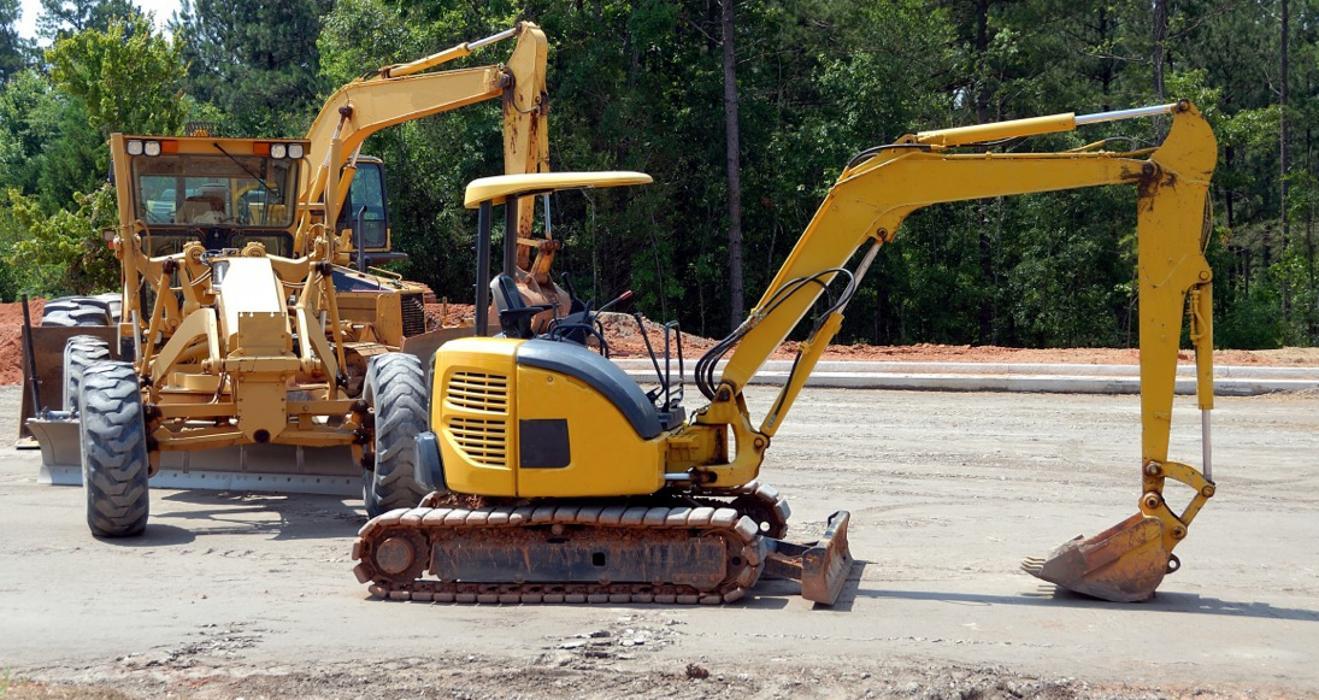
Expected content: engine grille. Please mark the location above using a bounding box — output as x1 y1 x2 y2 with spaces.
446 371 509 412
447 416 508 467
401 292 426 337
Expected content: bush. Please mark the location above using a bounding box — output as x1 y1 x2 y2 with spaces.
0 183 117 297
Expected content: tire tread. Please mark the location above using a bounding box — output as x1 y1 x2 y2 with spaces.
79 362 149 537
363 353 429 516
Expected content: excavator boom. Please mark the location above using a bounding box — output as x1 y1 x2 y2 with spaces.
296 22 552 278
689 100 1216 602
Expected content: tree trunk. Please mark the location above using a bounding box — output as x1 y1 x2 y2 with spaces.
1280 0 1292 319
974 0 994 344
721 0 745 330
1098 5 1113 110
1151 0 1167 101
1306 79 1315 341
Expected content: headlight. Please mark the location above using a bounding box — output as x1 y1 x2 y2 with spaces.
126 140 144 155
271 143 288 159
143 141 161 157
287 143 304 159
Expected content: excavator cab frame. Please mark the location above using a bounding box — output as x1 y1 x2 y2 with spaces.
335 156 401 267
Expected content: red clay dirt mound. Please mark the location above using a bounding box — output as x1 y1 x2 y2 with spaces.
0 299 44 385
1 299 1314 386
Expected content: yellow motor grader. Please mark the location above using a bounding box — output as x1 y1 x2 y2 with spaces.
20 24 561 530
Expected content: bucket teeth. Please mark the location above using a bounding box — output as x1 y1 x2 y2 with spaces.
1019 557 1046 576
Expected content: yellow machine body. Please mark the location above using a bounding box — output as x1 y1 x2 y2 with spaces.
353 101 1220 605
432 337 667 498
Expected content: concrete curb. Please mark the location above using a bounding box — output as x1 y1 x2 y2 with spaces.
613 359 1319 396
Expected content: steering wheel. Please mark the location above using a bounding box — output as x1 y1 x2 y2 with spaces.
189 226 231 251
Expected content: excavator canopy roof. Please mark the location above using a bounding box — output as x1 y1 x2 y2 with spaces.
463 171 652 208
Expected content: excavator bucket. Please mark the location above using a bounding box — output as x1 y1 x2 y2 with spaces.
399 325 472 364
1022 512 1172 603
765 510 854 605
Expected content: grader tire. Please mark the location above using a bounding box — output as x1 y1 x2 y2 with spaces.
79 362 149 538
363 353 429 517
63 335 112 412
42 297 112 327
93 292 122 323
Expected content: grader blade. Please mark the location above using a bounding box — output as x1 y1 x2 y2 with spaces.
399 326 472 364
27 416 361 496
1022 512 1172 603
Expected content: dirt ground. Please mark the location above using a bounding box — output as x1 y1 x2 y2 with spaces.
1 384 1316 698
0 299 43 385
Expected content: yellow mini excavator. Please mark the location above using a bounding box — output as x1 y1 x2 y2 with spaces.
352 101 1217 605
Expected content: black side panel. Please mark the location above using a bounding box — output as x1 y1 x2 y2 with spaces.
413 431 448 493
519 419 571 468
400 292 426 337
516 339 662 440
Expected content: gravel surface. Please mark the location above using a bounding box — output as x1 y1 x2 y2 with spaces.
1 384 1316 698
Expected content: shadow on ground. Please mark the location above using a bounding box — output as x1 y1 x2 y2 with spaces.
746 560 1318 622
96 523 197 546
146 490 364 541
849 585 1319 622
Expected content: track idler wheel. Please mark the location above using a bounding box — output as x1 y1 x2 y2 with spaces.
353 511 428 590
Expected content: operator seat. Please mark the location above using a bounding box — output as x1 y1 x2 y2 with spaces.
490 273 541 339
179 196 222 224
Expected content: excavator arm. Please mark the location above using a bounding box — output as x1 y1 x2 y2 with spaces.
686 101 1217 602
295 23 551 276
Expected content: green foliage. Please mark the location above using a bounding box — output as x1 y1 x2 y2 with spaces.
0 184 117 296
37 0 140 39
46 15 187 135
1217 280 1286 349
175 0 332 135
0 0 1314 348
0 0 29 82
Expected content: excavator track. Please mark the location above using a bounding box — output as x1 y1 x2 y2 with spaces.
417 479 791 535
352 502 766 604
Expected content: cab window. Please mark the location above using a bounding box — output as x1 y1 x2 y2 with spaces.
339 162 388 249
133 154 296 228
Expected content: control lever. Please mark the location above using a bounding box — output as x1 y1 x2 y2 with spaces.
596 289 633 315
575 288 632 332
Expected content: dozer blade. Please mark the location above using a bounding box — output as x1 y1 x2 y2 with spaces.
17 324 117 444
765 510 854 605
1022 512 1172 602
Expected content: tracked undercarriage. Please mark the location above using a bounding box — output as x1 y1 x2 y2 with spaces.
352 482 853 604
